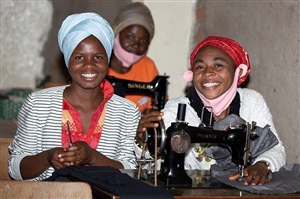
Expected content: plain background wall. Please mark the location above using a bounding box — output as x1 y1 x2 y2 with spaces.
1 0 299 164
143 0 196 99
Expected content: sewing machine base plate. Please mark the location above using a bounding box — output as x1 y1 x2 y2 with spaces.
132 169 233 189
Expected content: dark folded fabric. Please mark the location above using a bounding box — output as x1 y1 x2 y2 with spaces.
211 163 300 195
207 114 279 167
45 166 174 199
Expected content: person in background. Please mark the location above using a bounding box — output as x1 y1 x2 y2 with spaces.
135 36 286 186
8 12 140 181
107 2 159 113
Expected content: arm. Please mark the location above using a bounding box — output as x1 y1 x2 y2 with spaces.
230 89 286 185
61 142 124 169
135 97 200 159
238 89 286 171
8 88 68 180
112 100 141 169
8 93 44 180
20 148 67 179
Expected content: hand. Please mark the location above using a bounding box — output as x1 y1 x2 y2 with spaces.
47 147 74 169
229 161 271 185
137 110 163 142
58 141 95 166
56 146 78 167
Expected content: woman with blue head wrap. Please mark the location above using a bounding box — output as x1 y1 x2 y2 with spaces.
8 12 141 181
58 12 114 67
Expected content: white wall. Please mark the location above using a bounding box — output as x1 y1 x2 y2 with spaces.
144 0 196 99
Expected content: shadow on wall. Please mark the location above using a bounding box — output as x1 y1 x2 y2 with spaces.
40 0 131 86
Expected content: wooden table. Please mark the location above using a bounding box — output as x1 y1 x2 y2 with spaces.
89 183 300 199
87 170 300 199
90 186 300 199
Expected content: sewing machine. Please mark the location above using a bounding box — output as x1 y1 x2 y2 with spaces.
106 75 169 110
141 103 258 188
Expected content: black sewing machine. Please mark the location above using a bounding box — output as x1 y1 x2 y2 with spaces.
106 75 169 110
143 103 258 188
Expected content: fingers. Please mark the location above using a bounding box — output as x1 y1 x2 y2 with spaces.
50 143 91 169
245 163 271 185
58 150 76 165
64 141 93 165
229 165 271 186
244 174 270 185
48 148 67 169
138 111 163 132
228 173 240 181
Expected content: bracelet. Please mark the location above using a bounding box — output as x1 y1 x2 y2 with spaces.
260 161 272 174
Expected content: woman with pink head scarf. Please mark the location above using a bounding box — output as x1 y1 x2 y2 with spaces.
136 36 285 186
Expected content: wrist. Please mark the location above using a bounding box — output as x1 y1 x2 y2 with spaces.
259 160 272 174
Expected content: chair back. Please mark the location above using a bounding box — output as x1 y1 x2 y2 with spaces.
0 138 13 180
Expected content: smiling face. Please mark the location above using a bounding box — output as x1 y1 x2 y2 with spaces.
119 24 150 55
192 46 236 100
68 35 108 90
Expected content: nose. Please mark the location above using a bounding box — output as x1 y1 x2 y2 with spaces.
203 66 216 76
129 38 144 55
131 41 139 51
82 57 95 68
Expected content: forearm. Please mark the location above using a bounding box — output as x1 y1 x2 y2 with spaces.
253 143 286 172
89 150 124 169
20 150 51 180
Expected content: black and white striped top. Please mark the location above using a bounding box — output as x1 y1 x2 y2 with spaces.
8 85 141 181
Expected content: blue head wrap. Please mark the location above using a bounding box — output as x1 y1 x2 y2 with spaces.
58 12 114 67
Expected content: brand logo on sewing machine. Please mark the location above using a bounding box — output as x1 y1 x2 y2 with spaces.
127 83 151 89
196 134 218 139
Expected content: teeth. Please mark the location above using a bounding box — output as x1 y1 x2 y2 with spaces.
203 82 219 87
81 74 96 78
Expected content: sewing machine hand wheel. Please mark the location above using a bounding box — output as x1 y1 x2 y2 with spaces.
143 120 166 158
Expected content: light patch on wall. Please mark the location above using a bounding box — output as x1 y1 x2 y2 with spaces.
144 0 196 98
1 1 53 90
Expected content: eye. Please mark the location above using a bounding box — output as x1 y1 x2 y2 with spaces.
194 64 204 71
94 55 103 60
75 56 83 60
126 35 134 40
215 63 223 68
140 38 149 44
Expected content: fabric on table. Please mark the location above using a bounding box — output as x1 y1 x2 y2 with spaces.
45 166 174 199
211 163 300 194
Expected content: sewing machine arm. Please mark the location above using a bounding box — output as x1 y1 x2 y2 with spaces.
106 75 169 110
